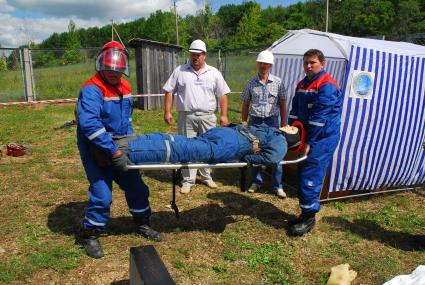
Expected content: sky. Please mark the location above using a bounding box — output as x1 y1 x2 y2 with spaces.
0 0 304 48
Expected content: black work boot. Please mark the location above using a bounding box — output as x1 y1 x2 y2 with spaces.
80 228 104 259
289 212 316 237
134 217 162 242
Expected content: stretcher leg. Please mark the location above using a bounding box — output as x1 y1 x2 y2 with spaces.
170 170 180 218
240 166 247 192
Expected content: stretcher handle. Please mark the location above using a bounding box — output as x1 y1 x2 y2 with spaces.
127 155 307 170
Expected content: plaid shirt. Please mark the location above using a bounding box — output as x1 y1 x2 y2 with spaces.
241 74 287 118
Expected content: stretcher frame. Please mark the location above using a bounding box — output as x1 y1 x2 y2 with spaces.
128 156 307 218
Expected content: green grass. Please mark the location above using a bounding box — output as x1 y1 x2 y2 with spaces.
0 105 424 284
0 68 26 102
354 202 425 233
0 223 81 283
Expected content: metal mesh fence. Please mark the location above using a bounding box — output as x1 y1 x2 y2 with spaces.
0 48 25 102
406 33 425 46
207 45 269 113
1 34 423 104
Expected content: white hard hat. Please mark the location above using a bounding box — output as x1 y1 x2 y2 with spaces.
256 50 274 64
189 39 207 53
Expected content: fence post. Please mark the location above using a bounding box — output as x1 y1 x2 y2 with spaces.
223 50 227 79
22 48 36 102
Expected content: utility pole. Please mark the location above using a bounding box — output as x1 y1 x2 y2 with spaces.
325 0 329 32
111 19 114 41
174 0 179 45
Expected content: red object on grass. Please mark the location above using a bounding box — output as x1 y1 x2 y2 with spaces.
6 143 27 157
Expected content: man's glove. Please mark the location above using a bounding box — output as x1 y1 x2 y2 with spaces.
112 151 133 172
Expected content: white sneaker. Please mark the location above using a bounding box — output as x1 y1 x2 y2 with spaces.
202 180 218 189
248 183 261 193
276 188 287 198
180 184 192 194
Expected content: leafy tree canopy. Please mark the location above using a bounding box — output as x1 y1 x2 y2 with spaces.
34 0 425 51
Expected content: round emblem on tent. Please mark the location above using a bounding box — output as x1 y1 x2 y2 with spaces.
352 72 373 97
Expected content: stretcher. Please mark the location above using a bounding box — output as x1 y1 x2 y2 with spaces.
128 155 308 218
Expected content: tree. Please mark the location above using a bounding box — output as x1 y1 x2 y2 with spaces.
216 1 259 37
261 23 284 45
186 4 222 49
62 20 84 65
144 10 176 43
393 0 421 39
226 3 262 48
30 0 424 60
0 43 6 71
260 5 287 27
332 0 395 37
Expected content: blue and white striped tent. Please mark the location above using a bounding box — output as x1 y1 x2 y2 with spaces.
270 29 425 199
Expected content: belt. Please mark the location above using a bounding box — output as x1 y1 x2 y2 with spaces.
181 111 214 116
230 124 261 154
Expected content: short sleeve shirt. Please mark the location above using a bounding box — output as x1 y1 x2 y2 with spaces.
163 63 231 112
241 74 287 118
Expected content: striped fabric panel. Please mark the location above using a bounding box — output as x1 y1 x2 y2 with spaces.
272 56 302 112
272 55 346 113
328 45 425 193
404 58 425 185
330 46 356 193
391 57 422 186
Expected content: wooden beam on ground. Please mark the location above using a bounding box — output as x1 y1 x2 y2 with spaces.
130 245 175 285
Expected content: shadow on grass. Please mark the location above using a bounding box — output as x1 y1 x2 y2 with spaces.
142 169 178 184
142 168 243 187
143 166 300 199
413 188 425 198
207 192 296 229
46 201 231 236
110 280 129 285
47 201 86 236
47 192 295 237
324 216 423 251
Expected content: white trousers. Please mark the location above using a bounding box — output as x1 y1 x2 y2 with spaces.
177 111 216 186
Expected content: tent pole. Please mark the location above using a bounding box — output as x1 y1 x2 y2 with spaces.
319 187 423 202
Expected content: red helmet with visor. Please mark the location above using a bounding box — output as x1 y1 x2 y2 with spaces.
96 41 129 76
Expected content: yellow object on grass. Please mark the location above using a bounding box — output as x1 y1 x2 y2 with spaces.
326 263 357 285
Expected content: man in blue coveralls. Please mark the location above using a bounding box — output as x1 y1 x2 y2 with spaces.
288 49 343 236
76 41 161 259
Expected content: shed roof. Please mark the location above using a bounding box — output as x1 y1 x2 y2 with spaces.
128 38 183 50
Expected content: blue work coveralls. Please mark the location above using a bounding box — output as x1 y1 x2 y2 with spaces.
76 73 151 232
249 115 283 190
126 125 287 167
288 70 343 214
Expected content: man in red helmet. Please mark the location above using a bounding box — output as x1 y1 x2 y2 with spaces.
76 41 161 259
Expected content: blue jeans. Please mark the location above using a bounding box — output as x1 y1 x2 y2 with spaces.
249 115 283 190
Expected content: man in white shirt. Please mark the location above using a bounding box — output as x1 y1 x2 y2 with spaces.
163 39 231 194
